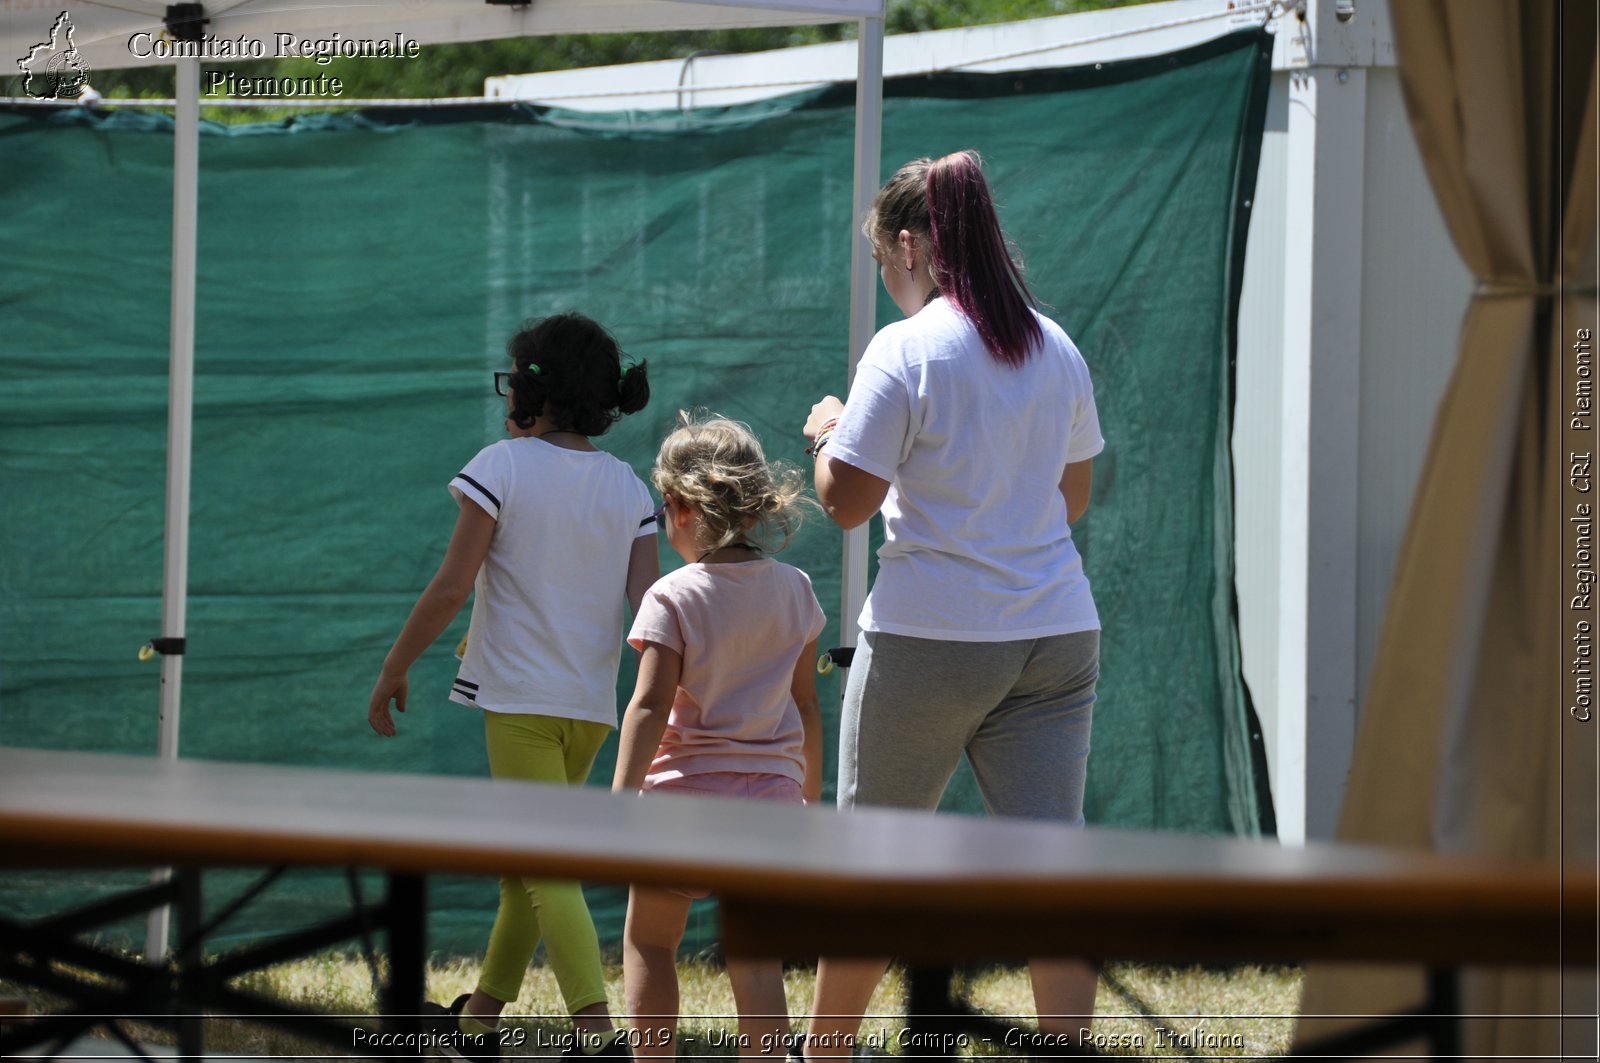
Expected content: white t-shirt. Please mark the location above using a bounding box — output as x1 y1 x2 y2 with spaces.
448 436 656 723
628 558 826 786
826 298 1104 641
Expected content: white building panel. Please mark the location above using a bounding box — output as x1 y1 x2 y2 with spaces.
1232 71 1289 826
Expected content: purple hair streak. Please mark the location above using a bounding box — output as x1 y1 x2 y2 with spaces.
925 151 1042 367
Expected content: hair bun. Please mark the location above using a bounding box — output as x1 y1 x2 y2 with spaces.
617 360 650 415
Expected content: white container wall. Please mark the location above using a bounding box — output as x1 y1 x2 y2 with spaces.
1239 1 1472 842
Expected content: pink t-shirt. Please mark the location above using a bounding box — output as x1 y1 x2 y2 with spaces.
628 558 826 787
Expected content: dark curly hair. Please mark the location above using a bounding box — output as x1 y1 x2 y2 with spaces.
505 313 650 436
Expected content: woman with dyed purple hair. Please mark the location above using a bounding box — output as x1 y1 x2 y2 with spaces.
796 151 1103 1055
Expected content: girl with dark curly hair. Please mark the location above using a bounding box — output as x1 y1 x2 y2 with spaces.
368 312 654 1060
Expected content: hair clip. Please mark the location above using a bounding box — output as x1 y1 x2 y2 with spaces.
525 363 541 375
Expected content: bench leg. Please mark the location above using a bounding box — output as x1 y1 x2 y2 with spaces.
175 870 205 1060
383 874 428 1053
1425 968 1460 1062
905 966 965 1062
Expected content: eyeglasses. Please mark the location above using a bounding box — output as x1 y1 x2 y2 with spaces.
493 371 513 397
640 501 667 530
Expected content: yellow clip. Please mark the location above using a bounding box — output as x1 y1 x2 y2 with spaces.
138 643 156 663
817 652 834 676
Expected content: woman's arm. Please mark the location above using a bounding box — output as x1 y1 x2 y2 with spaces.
791 639 824 804
368 499 496 736
813 456 890 531
1059 459 1093 524
613 642 682 792
804 395 890 530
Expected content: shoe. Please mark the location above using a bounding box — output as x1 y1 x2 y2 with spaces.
561 1028 631 1058
423 993 500 1062
784 1035 871 1061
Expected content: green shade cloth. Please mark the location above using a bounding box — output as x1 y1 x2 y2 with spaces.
0 29 1271 953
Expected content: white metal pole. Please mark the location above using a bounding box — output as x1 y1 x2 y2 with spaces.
145 54 200 963
1276 0 1366 844
840 15 883 667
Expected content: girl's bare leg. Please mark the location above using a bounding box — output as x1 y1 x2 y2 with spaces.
726 956 789 1058
1029 959 1098 1046
464 989 504 1024
572 1001 619 1041
622 885 692 1059
803 957 891 1058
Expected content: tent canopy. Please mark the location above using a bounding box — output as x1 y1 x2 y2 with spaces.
3 0 880 75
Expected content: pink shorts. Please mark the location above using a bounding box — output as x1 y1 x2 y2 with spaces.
641 772 804 898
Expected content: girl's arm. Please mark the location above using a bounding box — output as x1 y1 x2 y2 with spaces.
792 639 824 804
613 641 682 792
367 499 495 737
625 533 660 620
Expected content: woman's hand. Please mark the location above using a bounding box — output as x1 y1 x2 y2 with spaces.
803 396 846 442
368 670 407 737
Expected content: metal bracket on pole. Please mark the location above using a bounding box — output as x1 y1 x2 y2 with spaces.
138 637 187 662
164 5 209 40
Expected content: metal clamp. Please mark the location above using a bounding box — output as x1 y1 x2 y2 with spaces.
138 637 187 662
816 646 856 675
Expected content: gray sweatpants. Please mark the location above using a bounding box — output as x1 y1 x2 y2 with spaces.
837 629 1099 824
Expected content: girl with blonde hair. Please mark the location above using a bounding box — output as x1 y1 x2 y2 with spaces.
614 413 826 1060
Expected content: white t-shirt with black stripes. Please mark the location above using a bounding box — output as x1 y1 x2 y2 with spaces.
447 436 656 724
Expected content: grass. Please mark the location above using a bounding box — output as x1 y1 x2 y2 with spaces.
3 953 1301 1059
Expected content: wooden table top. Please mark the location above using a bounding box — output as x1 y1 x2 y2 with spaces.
1 746 1590 965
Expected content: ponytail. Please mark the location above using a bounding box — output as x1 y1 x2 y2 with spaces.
924 151 1041 367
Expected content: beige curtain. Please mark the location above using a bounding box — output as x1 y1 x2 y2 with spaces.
1296 1 1597 1058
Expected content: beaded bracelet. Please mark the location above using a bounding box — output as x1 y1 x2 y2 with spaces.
805 417 840 458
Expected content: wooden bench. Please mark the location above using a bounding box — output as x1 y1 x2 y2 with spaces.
0 746 1590 1059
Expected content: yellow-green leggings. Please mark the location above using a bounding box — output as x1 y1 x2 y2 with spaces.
478 711 612 1013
